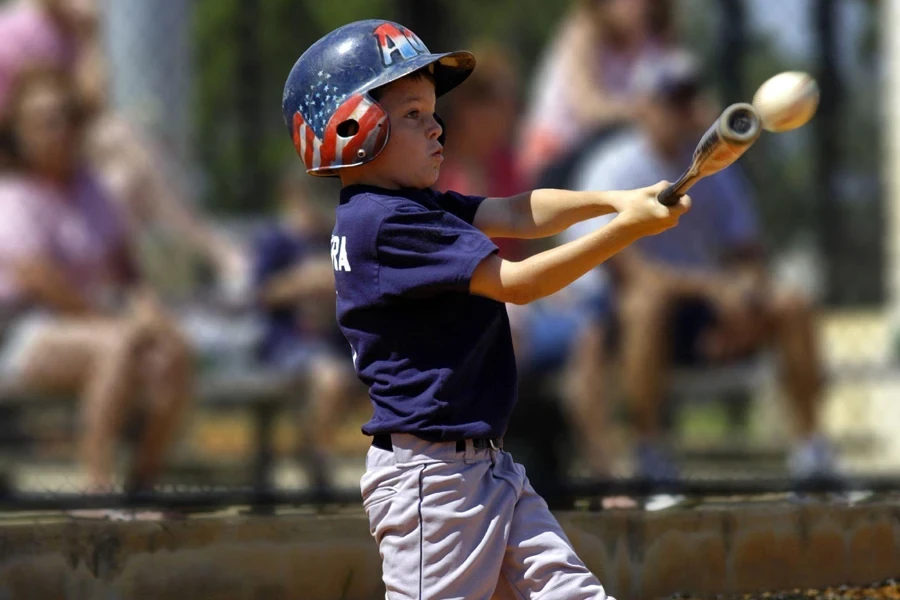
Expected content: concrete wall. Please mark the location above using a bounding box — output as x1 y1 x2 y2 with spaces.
0 501 898 600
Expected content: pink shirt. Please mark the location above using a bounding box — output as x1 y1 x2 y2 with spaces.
0 1 75 114
519 18 663 179
0 171 127 307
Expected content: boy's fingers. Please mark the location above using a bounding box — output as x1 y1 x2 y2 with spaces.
650 180 671 195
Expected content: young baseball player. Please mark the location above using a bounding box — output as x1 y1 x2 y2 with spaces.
282 19 690 599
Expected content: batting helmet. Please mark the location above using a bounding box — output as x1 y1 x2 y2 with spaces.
282 20 475 177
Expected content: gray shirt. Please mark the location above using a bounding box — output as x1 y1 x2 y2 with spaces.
563 130 760 297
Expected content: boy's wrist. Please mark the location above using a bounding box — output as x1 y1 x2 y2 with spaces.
603 213 647 245
592 190 621 214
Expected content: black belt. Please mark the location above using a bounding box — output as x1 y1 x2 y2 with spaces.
372 434 502 453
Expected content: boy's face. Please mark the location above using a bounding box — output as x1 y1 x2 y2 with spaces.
356 75 444 189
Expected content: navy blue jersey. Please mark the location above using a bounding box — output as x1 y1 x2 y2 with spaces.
333 184 518 441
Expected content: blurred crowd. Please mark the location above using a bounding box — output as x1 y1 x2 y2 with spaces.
0 0 838 516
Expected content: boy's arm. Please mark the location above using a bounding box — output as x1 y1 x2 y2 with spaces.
472 188 629 240
470 182 691 305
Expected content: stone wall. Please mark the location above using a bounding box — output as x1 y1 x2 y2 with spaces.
0 501 897 600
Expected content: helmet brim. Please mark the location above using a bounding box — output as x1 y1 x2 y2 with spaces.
364 50 476 98
431 51 477 97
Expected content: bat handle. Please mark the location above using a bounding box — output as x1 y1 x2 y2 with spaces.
657 183 682 207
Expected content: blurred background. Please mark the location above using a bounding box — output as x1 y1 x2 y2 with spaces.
0 0 893 516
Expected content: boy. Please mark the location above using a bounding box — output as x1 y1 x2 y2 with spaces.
282 19 690 599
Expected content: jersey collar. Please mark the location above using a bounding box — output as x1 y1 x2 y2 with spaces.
339 184 435 205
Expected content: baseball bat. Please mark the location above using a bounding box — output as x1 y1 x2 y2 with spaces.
657 102 762 206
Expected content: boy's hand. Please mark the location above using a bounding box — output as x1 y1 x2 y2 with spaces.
611 181 691 237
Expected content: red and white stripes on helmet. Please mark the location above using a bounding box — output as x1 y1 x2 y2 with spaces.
293 93 388 175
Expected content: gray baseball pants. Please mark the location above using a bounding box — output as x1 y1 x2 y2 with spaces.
361 433 614 599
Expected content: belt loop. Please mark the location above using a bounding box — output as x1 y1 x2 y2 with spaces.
464 439 476 464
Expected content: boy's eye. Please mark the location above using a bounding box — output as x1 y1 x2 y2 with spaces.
406 110 419 119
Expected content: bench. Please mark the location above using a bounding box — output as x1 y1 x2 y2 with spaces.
0 369 305 490
669 355 900 400
665 355 900 466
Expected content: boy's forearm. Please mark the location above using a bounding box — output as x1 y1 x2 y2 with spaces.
481 217 641 304
477 189 621 239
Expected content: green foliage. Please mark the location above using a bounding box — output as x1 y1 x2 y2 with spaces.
193 0 242 212
191 0 572 215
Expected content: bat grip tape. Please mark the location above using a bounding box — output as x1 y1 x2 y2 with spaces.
657 184 681 207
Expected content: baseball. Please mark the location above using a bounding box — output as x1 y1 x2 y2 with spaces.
752 71 820 132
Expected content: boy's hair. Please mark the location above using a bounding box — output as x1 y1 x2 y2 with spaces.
369 67 437 103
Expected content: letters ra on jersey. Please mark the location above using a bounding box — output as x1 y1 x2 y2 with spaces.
332 235 351 272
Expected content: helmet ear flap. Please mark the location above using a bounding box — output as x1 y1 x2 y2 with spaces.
434 113 446 147
294 94 390 176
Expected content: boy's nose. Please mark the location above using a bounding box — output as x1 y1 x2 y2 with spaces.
428 113 444 146
427 113 443 140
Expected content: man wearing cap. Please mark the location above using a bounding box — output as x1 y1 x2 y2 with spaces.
561 50 835 488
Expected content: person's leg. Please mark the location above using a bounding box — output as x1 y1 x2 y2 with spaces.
497 452 613 599
760 288 833 476
299 353 356 488
362 437 516 600
618 284 686 485
618 284 671 442
17 318 145 491
564 321 613 477
767 289 823 437
127 323 194 491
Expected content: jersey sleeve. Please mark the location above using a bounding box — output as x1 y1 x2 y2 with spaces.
376 205 498 299
433 190 486 225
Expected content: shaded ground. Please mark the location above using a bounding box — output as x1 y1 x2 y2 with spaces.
668 578 900 600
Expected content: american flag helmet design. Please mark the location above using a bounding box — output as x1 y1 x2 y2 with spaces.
282 20 475 177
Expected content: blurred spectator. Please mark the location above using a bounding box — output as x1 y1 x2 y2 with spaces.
518 0 674 186
435 42 527 259
0 0 247 296
252 170 364 488
563 50 835 484
78 47 249 298
0 67 193 514
0 0 89 121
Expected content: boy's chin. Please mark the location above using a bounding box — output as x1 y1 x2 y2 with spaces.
408 169 440 189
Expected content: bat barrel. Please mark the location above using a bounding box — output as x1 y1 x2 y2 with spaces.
718 102 762 144
657 103 762 206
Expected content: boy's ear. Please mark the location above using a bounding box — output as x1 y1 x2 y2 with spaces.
434 113 446 146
